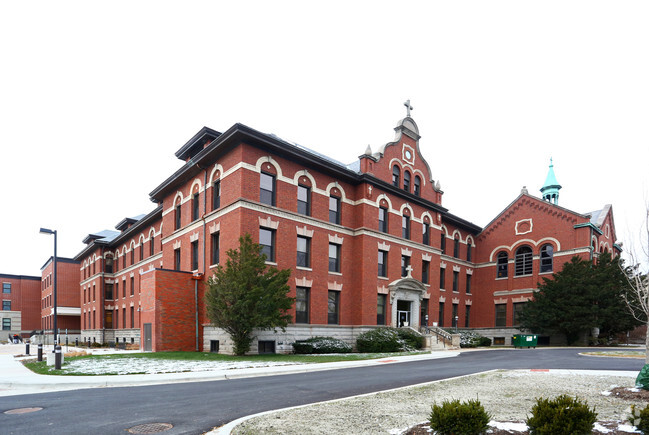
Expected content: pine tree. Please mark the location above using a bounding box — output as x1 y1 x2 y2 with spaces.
205 234 293 355
519 253 636 345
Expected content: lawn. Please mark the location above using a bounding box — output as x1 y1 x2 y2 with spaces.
23 350 428 376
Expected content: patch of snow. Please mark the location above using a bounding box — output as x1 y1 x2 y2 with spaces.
57 358 303 375
617 423 641 433
594 422 612 433
601 390 612 396
488 421 528 431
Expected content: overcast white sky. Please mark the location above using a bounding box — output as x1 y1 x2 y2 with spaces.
1 1 647 276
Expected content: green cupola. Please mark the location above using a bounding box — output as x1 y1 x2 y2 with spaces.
540 158 561 205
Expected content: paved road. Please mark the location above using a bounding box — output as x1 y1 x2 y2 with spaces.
0 348 643 435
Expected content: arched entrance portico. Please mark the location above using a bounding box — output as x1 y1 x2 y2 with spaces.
388 277 428 328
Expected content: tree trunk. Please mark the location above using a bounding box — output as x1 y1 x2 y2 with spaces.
642 322 649 363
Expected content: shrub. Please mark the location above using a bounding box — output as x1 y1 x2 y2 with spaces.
356 327 423 353
457 330 492 348
292 336 352 354
526 395 597 435
396 328 424 349
429 398 491 435
627 404 649 434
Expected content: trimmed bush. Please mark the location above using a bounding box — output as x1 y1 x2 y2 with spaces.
292 336 352 354
356 327 423 353
627 403 649 434
457 330 492 348
526 395 597 435
428 398 491 435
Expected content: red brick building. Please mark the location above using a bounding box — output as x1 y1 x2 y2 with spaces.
73 109 621 352
0 273 40 339
39 257 81 344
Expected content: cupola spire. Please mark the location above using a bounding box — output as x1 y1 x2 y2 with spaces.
540 158 562 205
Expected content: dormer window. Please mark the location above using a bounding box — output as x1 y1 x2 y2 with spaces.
403 171 411 192
392 166 400 187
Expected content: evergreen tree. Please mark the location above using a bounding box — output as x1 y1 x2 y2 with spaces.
205 234 293 355
519 253 636 345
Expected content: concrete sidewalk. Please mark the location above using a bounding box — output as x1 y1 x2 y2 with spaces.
0 343 460 397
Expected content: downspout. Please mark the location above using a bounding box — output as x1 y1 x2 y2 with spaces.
101 246 105 345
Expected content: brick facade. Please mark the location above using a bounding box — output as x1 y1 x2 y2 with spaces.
66 115 620 353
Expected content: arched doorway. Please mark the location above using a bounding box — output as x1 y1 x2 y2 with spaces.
388 277 427 328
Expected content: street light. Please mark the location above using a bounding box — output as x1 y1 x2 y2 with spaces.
39 227 58 348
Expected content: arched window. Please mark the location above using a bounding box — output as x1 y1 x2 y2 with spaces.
403 171 411 192
515 246 533 276
540 244 553 273
392 165 400 187
497 252 508 278
466 240 472 262
413 176 421 196
453 234 460 258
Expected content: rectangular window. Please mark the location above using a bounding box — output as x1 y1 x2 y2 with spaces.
402 215 410 239
260 228 275 262
329 196 340 224
495 303 507 327
114 309 118 330
378 250 388 277
296 236 311 268
295 287 309 324
211 232 220 265
260 172 275 206
452 303 459 328
192 193 200 221
2 318 10 330
453 271 459 292
512 302 525 326
2 300 11 310
465 305 471 328
121 281 124 298
328 290 339 325
438 302 445 327
466 274 472 294
130 306 135 328
3 283 10 293
174 248 181 271
115 282 119 300
123 307 126 329
439 268 446 289
422 223 430 245
105 284 113 300
328 243 340 273
377 294 386 325
378 207 388 233
191 240 199 271
422 260 430 284
130 276 135 296
401 255 410 277
212 180 221 210
93 284 96 301
297 185 310 216
175 203 181 230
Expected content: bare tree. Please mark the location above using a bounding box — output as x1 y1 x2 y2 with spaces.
621 203 649 363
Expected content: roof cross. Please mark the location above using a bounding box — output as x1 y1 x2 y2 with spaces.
405 264 414 278
404 99 413 117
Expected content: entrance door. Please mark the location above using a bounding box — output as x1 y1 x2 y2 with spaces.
143 323 152 351
396 300 412 327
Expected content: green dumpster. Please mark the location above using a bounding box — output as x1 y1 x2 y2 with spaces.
512 334 538 348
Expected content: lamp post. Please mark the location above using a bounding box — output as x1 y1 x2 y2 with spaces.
39 228 58 348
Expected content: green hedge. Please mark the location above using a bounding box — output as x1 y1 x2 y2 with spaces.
356 327 423 353
292 336 352 354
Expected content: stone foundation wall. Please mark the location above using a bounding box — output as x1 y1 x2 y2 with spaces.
203 324 382 355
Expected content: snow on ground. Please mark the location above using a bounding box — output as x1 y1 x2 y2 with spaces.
58 357 303 375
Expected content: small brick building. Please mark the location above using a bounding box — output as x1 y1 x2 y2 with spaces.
72 109 620 352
